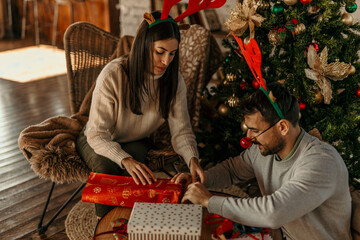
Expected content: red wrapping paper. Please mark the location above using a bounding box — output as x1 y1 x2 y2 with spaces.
81 172 183 207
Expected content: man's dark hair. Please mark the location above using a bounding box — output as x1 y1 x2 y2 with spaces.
126 11 181 119
239 82 300 126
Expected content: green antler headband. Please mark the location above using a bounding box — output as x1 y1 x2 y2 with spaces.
232 33 285 120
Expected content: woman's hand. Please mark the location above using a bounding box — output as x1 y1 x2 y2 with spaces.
189 157 205 183
171 172 192 186
121 157 157 185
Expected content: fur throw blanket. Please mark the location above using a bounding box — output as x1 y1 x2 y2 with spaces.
18 83 94 183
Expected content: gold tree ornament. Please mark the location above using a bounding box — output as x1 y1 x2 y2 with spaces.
228 94 240 107
224 0 265 39
226 73 237 82
241 120 248 132
257 0 270 10
349 65 356 75
218 103 230 116
313 89 323 104
305 45 352 104
294 23 306 35
268 29 281 45
341 12 354 26
283 0 298 6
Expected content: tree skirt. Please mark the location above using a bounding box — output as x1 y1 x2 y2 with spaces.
65 201 97 240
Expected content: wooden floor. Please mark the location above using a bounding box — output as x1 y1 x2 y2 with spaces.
0 39 82 239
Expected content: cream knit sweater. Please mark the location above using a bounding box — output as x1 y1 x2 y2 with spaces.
85 57 199 168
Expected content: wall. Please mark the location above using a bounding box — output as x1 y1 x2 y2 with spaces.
119 0 151 37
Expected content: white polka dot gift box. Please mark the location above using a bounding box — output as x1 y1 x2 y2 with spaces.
128 202 202 240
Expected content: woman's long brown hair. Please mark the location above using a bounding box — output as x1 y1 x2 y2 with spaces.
125 11 181 119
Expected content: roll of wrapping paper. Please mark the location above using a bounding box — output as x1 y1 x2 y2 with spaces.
82 172 183 207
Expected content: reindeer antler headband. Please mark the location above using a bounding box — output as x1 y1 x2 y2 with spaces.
145 0 226 28
232 33 285 119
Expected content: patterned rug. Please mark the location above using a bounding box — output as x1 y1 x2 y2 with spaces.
0 45 66 83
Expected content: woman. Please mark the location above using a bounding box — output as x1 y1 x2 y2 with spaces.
76 11 204 218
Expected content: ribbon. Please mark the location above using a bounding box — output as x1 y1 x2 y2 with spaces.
305 45 351 104
205 214 270 239
91 218 128 240
224 0 265 39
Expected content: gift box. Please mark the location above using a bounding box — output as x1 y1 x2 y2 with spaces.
127 202 202 240
81 172 182 207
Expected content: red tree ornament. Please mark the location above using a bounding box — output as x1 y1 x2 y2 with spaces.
299 101 306 111
300 0 312 4
240 82 247 90
356 88 360 98
252 79 260 89
307 42 319 52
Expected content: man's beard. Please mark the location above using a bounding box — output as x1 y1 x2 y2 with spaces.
254 137 286 156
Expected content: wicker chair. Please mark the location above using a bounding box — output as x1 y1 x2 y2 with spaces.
18 21 223 233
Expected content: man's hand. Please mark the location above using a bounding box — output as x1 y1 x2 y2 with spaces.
122 157 157 185
181 182 212 208
189 157 205 183
171 172 192 186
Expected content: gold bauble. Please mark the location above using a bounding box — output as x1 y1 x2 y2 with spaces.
241 120 248 132
218 103 230 116
228 94 240 107
268 29 280 45
294 23 306 35
223 79 230 86
341 13 354 26
314 90 323 104
283 0 297 6
226 73 237 82
349 65 356 75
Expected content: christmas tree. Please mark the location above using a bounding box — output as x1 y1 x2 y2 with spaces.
197 0 360 188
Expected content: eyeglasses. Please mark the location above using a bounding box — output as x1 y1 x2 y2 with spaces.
240 121 280 148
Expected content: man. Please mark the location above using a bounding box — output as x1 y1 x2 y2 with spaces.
172 82 352 240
